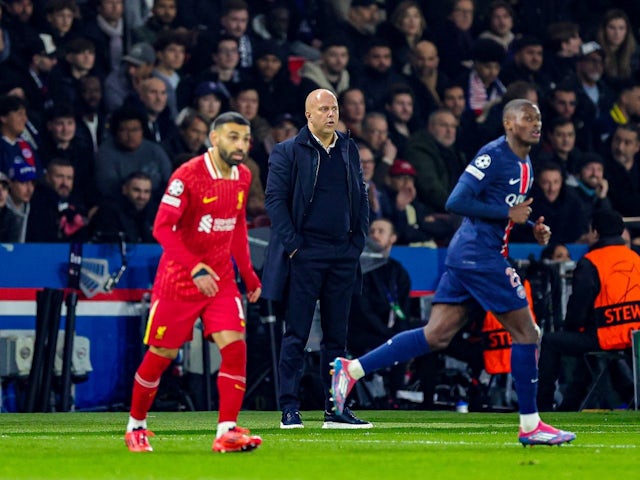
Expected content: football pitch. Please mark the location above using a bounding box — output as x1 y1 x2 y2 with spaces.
1 410 639 480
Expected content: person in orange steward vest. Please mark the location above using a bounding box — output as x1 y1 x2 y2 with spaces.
537 209 639 411
482 279 537 375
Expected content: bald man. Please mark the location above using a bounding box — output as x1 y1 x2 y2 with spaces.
262 89 370 429
331 100 577 446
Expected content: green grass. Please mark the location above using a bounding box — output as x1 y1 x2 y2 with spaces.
1 410 639 480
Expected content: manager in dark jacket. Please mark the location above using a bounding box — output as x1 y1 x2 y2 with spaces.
262 89 370 429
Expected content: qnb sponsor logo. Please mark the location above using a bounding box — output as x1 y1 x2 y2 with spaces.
504 193 527 207
198 215 236 233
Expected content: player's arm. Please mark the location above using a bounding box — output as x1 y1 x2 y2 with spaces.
264 143 302 255
154 178 206 272
231 181 262 303
445 181 509 219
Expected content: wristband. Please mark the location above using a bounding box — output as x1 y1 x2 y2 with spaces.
192 268 209 278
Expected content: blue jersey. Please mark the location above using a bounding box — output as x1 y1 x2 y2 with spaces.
445 136 533 269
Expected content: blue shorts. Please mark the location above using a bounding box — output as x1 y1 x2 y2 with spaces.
433 264 529 314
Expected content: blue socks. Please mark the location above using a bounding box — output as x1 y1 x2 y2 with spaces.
359 328 430 374
511 343 539 414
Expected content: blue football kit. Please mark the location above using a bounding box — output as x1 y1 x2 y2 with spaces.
434 136 533 313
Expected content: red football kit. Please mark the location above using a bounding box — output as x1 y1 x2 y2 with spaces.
144 151 261 348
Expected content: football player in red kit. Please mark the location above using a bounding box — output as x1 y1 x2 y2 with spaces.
124 112 263 453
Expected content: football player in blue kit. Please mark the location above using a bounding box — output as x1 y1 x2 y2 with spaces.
331 99 577 446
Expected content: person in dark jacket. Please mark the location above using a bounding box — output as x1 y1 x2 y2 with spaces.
348 218 411 405
89 171 156 244
26 157 88 242
262 88 370 429
537 209 637 411
0 171 21 242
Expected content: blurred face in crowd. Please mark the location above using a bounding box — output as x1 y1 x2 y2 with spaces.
322 46 349 75
563 34 582 56
363 116 388 151
577 53 603 83
47 7 74 34
340 89 366 123
221 7 249 38
152 0 177 25
267 7 290 38
126 61 154 84
516 45 543 72
443 86 465 119
214 39 240 70
180 116 208 153
0 106 27 139
579 161 604 190
9 179 35 205
197 94 222 121
428 111 458 148
449 0 474 31
6 0 33 23
0 181 9 208
141 78 168 115
369 219 397 253
551 90 577 119
123 177 152 211
621 86 640 117
99 0 123 24
397 5 423 37
358 144 375 182
232 89 259 121
475 61 501 87
48 115 76 145
605 17 628 48
256 54 282 81
79 76 103 112
350 3 380 34
489 5 513 36
548 122 576 156
157 42 186 71
611 127 640 168
67 48 96 72
272 120 298 143
46 164 74 199
365 46 393 74
387 93 413 124
33 51 57 73
116 119 144 151
411 41 439 76
537 169 563 203
550 244 571 261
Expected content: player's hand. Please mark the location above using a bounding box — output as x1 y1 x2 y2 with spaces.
508 197 533 224
191 262 220 297
246 287 262 303
532 215 551 246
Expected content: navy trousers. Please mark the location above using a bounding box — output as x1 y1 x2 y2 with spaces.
278 240 360 411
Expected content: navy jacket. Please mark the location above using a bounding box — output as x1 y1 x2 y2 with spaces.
261 126 369 301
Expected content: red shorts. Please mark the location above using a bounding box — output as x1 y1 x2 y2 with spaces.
143 294 247 348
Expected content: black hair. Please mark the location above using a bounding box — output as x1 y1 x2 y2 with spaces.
212 111 250 130
0 94 28 117
109 106 146 134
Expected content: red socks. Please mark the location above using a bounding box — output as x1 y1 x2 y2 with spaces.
217 340 247 423
130 350 172 420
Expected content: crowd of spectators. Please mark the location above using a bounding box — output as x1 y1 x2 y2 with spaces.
1 0 640 248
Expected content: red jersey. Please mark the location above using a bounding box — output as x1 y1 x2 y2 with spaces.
152 151 261 301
